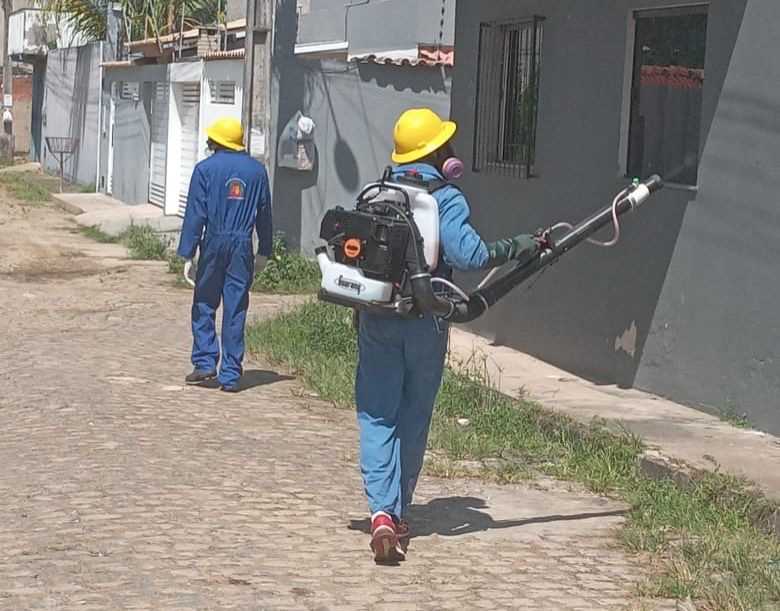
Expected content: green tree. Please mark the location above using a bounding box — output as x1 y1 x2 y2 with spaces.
38 0 222 44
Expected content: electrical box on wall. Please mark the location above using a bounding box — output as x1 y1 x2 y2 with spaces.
278 111 316 171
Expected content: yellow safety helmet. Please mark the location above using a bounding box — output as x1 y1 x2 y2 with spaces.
206 117 245 151
392 108 457 164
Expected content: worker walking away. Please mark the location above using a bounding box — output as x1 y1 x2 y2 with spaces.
358 108 550 563
177 117 272 393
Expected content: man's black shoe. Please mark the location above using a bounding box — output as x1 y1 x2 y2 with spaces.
185 370 217 385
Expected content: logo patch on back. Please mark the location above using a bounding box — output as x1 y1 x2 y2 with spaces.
226 178 246 201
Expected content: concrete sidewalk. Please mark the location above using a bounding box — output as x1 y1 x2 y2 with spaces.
52 192 182 237
449 328 780 505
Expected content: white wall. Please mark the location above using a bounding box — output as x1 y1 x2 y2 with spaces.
163 59 244 215
198 59 245 161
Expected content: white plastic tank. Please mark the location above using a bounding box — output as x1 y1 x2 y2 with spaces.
378 181 440 271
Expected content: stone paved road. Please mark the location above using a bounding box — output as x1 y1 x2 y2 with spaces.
0 196 665 610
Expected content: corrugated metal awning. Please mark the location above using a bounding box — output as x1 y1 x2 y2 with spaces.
202 48 245 61
350 45 454 68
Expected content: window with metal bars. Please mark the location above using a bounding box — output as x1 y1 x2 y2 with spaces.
473 17 544 179
209 80 236 105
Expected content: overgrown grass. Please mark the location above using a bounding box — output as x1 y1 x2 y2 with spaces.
0 171 56 203
80 223 170 261
247 301 780 610
252 234 320 295
79 225 121 244
125 225 168 260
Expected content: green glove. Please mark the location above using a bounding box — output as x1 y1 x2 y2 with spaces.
486 234 540 268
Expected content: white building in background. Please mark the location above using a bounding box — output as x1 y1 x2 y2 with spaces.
99 20 246 215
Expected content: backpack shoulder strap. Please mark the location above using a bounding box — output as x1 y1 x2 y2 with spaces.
424 178 454 194
395 170 456 190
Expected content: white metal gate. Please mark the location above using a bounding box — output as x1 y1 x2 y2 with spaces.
177 83 201 217
149 82 169 207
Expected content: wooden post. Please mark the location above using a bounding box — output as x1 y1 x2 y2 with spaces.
242 0 272 164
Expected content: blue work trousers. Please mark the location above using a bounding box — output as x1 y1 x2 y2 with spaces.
191 233 254 388
356 313 449 519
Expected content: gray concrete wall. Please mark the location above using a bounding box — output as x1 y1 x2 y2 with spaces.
41 43 101 186
110 84 153 205
451 0 780 433
271 0 451 254
297 0 455 53
99 64 168 205
226 0 245 21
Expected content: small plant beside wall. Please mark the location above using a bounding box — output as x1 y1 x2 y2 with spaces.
124 225 168 261
252 233 321 295
80 223 171 261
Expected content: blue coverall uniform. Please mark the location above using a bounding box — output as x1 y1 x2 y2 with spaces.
177 150 273 389
356 163 492 520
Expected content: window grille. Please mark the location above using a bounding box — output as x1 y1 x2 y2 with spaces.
473 16 544 179
209 81 236 105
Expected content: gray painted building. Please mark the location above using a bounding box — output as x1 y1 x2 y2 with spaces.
226 0 245 21
270 0 455 253
451 0 780 432
41 43 102 186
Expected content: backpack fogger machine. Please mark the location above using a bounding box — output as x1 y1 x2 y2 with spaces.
316 168 664 323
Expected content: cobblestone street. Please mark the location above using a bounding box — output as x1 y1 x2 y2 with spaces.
0 198 662 610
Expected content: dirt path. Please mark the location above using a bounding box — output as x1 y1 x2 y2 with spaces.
0 188 669 610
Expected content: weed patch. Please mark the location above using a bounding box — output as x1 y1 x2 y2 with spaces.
0 172 55 203
79 225 121 244
125 225 167 261
252 234 320 295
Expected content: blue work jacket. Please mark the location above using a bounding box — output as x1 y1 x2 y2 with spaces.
177 150 272 260
393 163 490 273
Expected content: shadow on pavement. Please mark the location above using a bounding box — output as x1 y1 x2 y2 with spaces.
197 369 295 392
348 496 628 539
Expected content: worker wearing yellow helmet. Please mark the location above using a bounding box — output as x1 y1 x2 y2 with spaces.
177 117 273 392
356 108 546 563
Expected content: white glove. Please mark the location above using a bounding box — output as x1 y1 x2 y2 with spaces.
183 259 196 288
255 254 268 274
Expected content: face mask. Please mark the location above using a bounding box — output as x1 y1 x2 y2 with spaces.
441 157 465 181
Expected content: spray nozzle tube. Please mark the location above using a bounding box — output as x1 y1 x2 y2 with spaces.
435 175 665 323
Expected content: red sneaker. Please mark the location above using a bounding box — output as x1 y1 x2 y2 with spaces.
370 512 398 563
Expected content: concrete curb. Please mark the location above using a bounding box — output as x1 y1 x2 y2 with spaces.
51 193 86 215
50 193 183 238
638 449 780 537
447 328 780 508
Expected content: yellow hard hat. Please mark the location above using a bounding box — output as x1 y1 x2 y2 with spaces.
392 108 457 164
206 117 245 151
